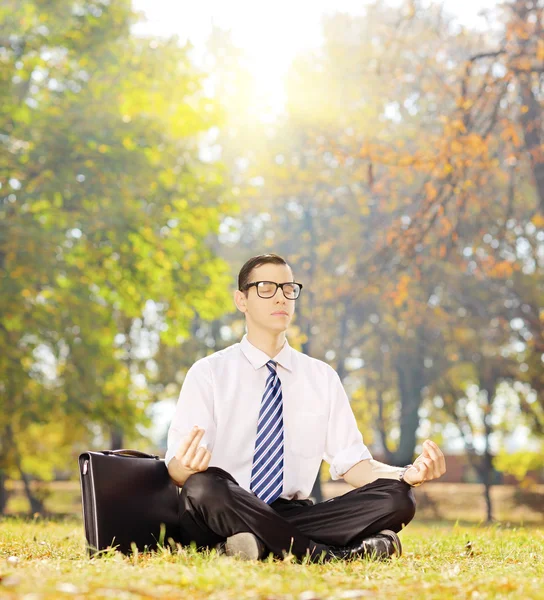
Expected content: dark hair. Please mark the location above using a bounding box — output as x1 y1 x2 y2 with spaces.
238 254 291 295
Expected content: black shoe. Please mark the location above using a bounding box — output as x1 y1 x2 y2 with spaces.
215 532 266 561
328 529 402 561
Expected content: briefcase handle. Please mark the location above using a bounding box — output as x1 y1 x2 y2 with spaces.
101 449 160 459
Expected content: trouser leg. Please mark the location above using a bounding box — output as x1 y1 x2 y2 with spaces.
178 467 328 560
272 478 416 547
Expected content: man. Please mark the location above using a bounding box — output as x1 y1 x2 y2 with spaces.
165 253 446 562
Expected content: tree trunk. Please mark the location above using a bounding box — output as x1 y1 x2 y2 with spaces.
479 447 494 523
335 300 352 382
110 427 124 450
483 482 493 523
480 367 497 523
513 0 544 213
18 468 44 515
377 389 392 463
5 424 44 515
518 74 544 213
299 198 325 502
0 470 8 515
391 328 426 466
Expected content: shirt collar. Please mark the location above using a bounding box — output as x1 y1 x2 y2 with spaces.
240 334 293 372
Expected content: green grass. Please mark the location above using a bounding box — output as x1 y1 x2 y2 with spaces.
0 519 542 599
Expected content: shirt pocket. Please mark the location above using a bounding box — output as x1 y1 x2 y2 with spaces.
287 411 328 458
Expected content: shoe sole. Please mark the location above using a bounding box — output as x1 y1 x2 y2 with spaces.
224 532 263 560
378 529 402 557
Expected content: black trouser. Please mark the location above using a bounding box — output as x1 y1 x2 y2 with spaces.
178 467 416 561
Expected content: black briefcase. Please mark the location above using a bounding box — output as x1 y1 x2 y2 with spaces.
78 449 182 556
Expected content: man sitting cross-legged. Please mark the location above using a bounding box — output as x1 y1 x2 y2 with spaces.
165 253 446 562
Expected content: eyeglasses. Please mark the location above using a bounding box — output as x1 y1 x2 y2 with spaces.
243 281 303 300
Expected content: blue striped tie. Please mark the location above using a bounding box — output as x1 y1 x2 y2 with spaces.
250 360 284 504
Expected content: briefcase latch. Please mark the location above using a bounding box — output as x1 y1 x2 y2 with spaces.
82 460 89 475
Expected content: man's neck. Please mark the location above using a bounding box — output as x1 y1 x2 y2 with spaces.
246 330 286 359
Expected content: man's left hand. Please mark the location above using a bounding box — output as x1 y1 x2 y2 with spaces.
403 440 446 486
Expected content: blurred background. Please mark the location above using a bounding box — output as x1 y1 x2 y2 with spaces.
1 0 542 524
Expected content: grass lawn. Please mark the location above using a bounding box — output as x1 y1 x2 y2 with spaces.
0 519 542 599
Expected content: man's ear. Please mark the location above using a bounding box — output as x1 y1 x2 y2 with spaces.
234 289 247 314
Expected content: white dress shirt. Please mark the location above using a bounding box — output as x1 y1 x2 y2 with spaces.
165 334 372 500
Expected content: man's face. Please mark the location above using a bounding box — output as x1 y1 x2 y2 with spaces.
235 263 297 333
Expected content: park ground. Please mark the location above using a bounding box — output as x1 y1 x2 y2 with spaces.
1 483 543 599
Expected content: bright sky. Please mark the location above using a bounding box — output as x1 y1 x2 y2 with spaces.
132 0 499 112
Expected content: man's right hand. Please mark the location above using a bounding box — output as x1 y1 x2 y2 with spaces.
174 426 211 477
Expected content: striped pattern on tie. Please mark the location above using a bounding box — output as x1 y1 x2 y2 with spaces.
250 360 284 504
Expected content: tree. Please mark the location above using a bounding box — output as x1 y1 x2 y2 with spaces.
0 0 235 512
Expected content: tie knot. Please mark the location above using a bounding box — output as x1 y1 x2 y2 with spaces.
266 360 277 374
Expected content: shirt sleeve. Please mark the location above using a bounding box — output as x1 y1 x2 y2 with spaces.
164 358 216 467
323 366 372 480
